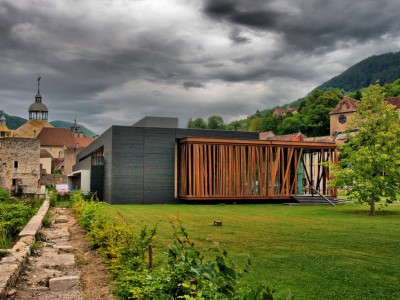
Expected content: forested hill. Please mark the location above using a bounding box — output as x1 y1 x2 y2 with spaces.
317 51 400 92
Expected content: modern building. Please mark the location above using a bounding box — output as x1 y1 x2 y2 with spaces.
71 116 338 204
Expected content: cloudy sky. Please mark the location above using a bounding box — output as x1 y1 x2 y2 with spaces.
1 0 400 134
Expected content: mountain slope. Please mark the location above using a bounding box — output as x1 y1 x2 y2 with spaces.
1 111 27 129
317 51 400 92
50 120 96 138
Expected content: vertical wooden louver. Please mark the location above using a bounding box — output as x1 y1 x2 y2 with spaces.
178 138 337 200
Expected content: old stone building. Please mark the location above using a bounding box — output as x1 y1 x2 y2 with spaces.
329 96 400 137
13 77 53 138
0 138 40 193
37 126 94 174
0 113 13 138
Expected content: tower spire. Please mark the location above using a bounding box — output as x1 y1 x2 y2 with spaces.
37 76 41 94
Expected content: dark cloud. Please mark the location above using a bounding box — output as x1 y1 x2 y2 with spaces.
183 81 206 90
203 0 400 53
229 28 251 44
0 0 399 134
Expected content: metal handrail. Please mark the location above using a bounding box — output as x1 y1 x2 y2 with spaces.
306 185 336 207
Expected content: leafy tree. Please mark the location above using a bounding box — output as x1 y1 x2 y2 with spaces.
300 89 343 136
226 120 247 131
248 116 263 132
329 84 400 215
260 112 282 133
207 115 225 130
188 117 207 129
277 114 303 135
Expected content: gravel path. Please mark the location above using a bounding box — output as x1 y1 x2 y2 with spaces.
10 207 114 300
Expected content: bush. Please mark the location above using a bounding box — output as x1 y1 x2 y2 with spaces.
0 187 10 202
0 225 12 249
72 191 285 299
115 219 251 299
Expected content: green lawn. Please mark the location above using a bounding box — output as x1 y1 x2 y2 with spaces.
105 203 400 300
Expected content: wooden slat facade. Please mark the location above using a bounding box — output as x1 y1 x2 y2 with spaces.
178 138 338 200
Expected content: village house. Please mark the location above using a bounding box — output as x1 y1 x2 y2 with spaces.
329 96 400 137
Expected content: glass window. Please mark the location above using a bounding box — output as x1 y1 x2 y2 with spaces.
339 115 347 124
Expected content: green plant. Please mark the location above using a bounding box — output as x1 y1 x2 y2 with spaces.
42 212 52 228
0 202 35 238
115 219 254 300
0 187 10 202
0 225 12 249
48 190 58 207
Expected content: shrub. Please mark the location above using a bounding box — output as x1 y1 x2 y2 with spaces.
0 187 10 202
115 219 251 299
0 225 12 249
42 212 52 228
72 193 285 299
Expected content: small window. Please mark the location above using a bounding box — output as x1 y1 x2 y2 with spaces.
12 179 17 186
338 115 347 124
14 161 19 169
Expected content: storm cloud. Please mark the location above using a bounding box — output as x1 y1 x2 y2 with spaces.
0 0 400 133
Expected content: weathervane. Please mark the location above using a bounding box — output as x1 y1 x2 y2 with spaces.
37 76 41 94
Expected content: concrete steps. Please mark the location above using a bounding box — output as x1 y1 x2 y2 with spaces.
290 195 343 205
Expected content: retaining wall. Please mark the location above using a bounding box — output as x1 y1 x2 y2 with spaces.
0 200 49 299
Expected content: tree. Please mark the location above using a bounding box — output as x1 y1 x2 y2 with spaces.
207 115 225 130
248 116 263 132
188 117 207 129
300 89 343 136
277 114 303 135
329 84 400 215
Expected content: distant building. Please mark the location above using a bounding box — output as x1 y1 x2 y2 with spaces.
37 123 94 174
13 77 53 138
273 106 298 116
329 96 400 137
0 113 13 138
260 131 305 142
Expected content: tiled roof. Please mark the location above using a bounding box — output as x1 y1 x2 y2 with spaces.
263 132 305 142
273 108 287 115
37 128 95 148
330 97 358 114
385 97 400 109
75 137 94 148
13 120 53 138
37 128 76 147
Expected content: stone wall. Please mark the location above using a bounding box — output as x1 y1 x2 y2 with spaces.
39 174 68 187
329 111 356 136
0 138 40 192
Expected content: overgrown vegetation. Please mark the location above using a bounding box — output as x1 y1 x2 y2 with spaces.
0 187 42 249
72 191 282 299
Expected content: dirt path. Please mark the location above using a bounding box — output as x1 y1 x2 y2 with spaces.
11 207 114 300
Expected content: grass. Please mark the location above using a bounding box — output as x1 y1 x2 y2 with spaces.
105 202 400 300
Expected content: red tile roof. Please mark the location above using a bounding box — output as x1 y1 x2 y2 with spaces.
385 97 400 109
37 127 94 148
330 97 358 114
